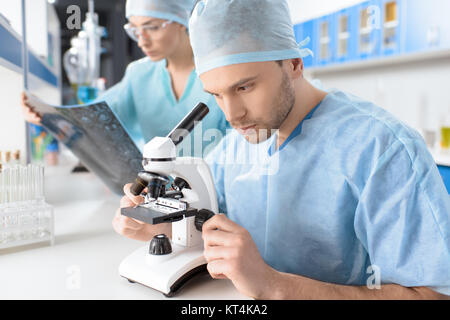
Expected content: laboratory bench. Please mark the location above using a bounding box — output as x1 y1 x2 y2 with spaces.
0 160 247 300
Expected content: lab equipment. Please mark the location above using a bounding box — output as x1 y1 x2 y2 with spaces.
440 108 450 153
206 89 450 295
63 0 106 101
0 163 54 250
189 0 313 75
0 150 23 168
441 128 450 150
119 103 218 297
125 0 197 28
63 36 90 89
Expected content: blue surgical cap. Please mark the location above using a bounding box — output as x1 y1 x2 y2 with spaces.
189 0 313 75
126 0 197 28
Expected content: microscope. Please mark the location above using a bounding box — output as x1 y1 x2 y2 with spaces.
119 103 218 297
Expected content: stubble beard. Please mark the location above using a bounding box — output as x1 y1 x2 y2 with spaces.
245 70 296 144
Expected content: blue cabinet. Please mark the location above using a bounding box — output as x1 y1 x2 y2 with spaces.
356 0 382 60
334 6 359 63
404 0 450 53
316 14 336 66
438 165 450 194
380 0 403 56
292 0 450 69
294 19 316 68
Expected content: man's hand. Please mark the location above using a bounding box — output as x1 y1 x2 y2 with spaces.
202 214 277 299
21 92 42 125
112 183 171 241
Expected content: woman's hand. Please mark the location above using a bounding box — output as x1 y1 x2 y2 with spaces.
20 92 42 125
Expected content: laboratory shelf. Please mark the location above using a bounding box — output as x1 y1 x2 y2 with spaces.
0 15 58 86
306 48 450 75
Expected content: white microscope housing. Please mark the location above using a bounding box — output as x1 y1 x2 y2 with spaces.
118 103 218 297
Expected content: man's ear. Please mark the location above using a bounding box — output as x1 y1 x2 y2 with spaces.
177 23 188 34
286 58 303 80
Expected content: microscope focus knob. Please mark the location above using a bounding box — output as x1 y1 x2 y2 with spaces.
149 234 172 255
195 209 215 232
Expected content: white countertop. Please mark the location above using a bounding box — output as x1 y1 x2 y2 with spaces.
0 162 248 300
432 149 450 167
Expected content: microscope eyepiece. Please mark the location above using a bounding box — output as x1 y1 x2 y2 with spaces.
167 103 209 146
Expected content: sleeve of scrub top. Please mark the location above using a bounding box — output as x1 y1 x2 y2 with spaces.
97 64 144 148
354 139 450 296
205 137 228 215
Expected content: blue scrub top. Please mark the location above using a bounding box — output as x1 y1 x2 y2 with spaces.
206 89 450 295
99 57 228 156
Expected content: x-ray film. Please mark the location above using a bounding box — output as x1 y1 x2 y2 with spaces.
26 93 143 195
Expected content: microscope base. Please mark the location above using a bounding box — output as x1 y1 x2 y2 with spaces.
119 243 208 297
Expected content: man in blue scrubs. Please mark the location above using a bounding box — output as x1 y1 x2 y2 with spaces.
114 0 450 299
189 0 450 299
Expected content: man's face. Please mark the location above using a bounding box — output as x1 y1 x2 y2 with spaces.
200 61 296 144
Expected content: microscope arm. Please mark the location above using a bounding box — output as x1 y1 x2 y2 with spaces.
171 157 219 213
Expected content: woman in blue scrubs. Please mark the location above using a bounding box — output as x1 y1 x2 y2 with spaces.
22 0 228 157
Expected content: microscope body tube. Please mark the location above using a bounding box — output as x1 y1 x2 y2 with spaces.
130 103 210 196
166 103 209 146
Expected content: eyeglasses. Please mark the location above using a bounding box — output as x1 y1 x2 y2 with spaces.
124 20 173 42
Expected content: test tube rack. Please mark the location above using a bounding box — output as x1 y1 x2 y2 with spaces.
0 164 54 250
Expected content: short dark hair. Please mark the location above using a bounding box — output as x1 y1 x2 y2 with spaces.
275 60 283 66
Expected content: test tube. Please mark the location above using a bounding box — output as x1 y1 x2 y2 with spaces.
12 150 20 166
12 166 19 205
30 164 36 202
37 165 44 202
2 167 8 206
8 166 14 204
0 164 4 207
5 151 11 167
6 167 11 205
20 165 27 203
26 163 32 202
